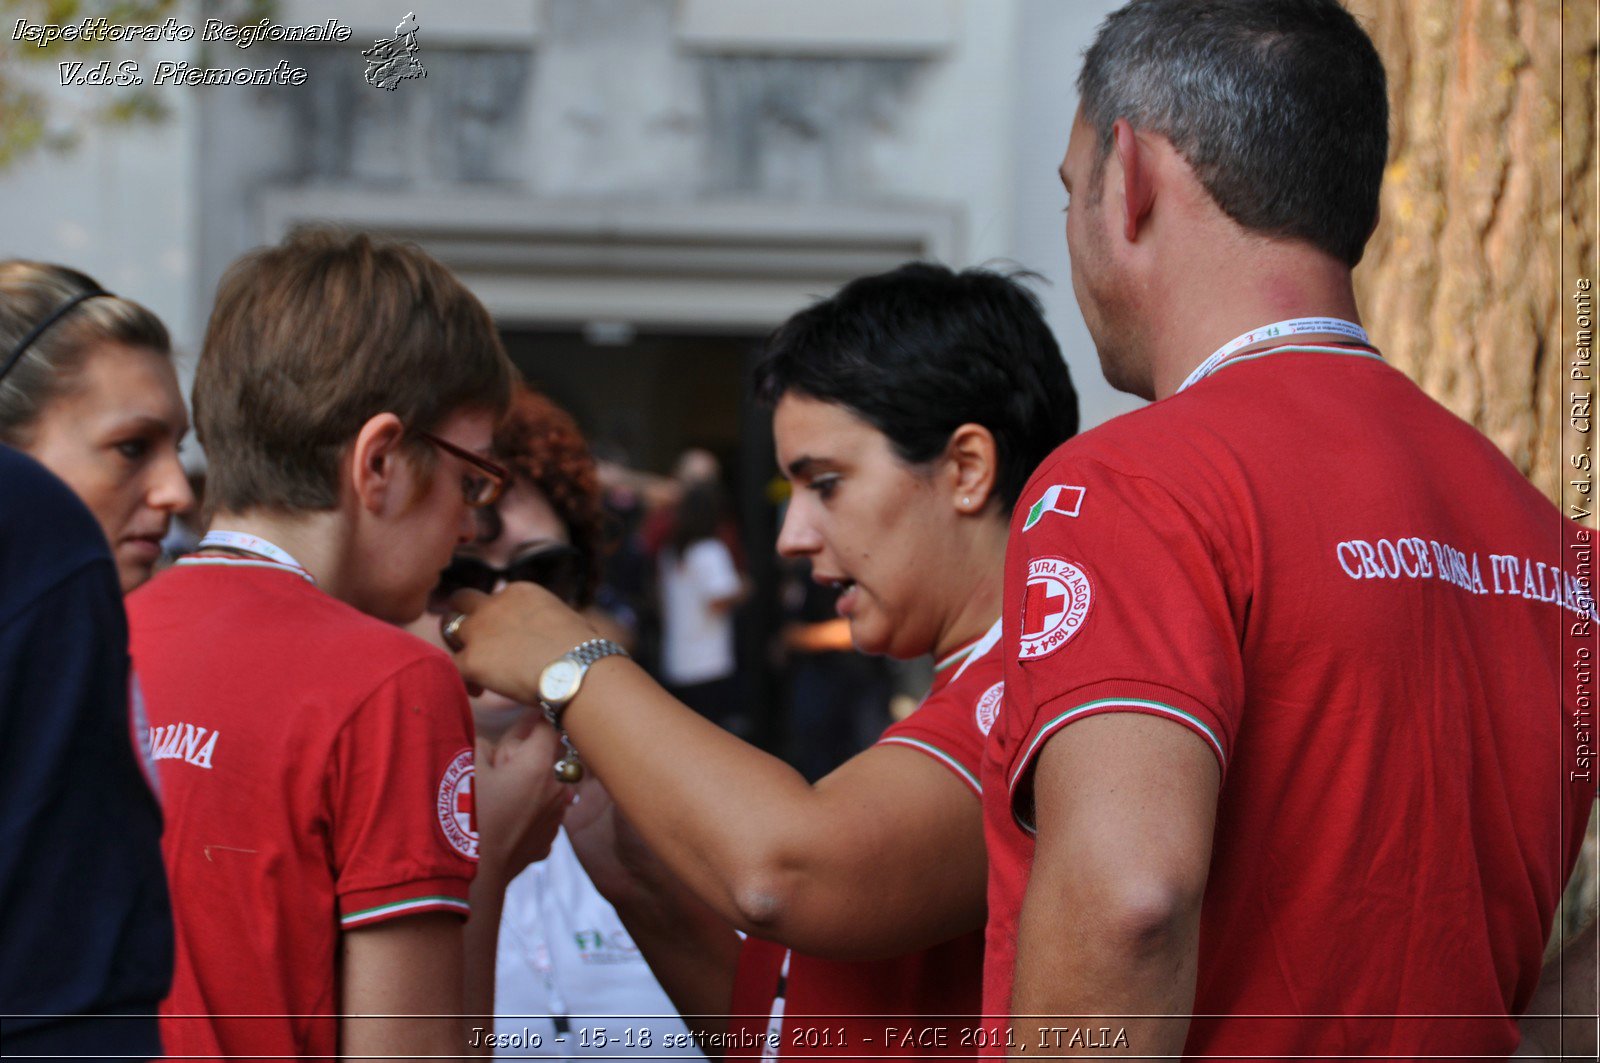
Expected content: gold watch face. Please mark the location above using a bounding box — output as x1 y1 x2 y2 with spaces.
540 658 582 705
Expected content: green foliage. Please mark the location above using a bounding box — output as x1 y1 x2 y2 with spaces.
0 0 275 171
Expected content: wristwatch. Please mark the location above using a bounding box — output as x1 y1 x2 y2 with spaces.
537 637 628 725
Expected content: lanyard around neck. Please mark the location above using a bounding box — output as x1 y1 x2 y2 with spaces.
760 949 792 1062
183 530 316 583
1177 316 1370 394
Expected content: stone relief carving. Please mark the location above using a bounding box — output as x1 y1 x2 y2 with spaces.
698 55 919 199
252 0 927 199
274 45 530 187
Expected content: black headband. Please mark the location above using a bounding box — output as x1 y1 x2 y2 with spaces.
0 287 113 386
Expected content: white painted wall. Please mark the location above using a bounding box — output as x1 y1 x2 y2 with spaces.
1010 0 1142 430
881 0 1019 267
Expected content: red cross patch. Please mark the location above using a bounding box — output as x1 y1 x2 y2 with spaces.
1019 556 1092 660
435 749 478 860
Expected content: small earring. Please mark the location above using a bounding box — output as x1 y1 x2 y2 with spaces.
962 496 972 507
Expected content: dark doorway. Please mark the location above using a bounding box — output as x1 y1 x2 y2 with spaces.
504 330 754 475
500 327 785 751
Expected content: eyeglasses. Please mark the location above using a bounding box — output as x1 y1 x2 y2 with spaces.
410 428 509 508
436 543 587 606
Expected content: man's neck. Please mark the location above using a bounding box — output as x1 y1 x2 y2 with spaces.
206 508 358 602
1144 243 1363 401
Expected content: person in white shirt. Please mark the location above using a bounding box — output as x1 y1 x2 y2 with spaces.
657 482 745 733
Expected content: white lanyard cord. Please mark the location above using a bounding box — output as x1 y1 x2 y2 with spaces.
185 530 316 583
1177 316 1370 393
760 950 791 1062
503 895 572 1034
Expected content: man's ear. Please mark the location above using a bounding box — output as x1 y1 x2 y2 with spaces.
1112 117 1157 243
348 412 409 515
945 423 1000 515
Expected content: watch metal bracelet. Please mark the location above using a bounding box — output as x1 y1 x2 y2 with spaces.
570 637 627 669
540 637 629 728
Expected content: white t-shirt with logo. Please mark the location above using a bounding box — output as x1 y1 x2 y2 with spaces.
492 828 705 1057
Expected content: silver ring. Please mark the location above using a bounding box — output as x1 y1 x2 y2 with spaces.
440 611 468 652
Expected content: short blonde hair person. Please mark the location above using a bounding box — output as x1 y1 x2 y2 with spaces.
193 228 515 513
0 261 171 445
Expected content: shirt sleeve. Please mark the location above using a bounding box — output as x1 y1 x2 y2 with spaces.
687 539 741 601
328 654 478 929
876 662 998 798
1004 458 1247 831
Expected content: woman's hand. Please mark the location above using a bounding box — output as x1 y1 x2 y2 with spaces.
471 712 572 881
445 582 598 705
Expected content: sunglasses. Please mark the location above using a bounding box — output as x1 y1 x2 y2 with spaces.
436 543 587 605
409 428 510 508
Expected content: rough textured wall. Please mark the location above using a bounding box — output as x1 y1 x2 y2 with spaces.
1347 0 1597 949
1350 0 1592 503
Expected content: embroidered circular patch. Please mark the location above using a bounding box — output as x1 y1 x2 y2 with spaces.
1019 556 1093 660
435 749 478 860
974 681 1004 736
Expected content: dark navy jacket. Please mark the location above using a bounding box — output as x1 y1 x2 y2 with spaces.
0 444 171 1060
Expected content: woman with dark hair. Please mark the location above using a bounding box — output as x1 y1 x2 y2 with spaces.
0 261 193 593
658 479 744 731
446 263 1080 1057
423 384 705 1054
